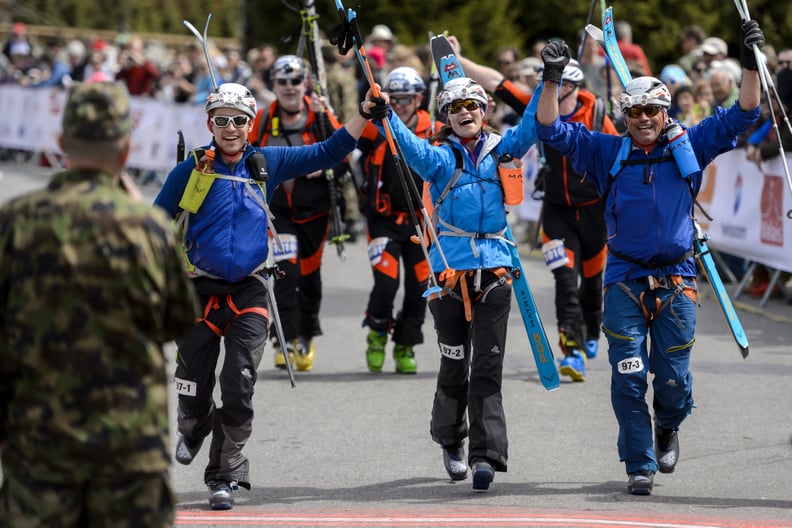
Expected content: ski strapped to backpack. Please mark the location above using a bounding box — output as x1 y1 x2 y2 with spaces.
596 8 749 356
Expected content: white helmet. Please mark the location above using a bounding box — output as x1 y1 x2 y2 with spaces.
619 76 672 113
385 66 426 95
437 77 488 116
272 54 307 79
205 83 257 119
562 59 584 84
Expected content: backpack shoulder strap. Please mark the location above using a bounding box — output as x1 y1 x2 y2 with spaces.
604 137 633 199
593 98 606 133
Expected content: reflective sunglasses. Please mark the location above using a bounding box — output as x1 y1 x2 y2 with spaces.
624 104 663 118
390 95 414 107
276 77 304 86
447 99 481 114
211 114 251 128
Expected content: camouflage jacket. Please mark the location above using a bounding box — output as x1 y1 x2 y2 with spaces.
0 169 197 482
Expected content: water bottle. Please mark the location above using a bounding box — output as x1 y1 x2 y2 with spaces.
665 121 700 180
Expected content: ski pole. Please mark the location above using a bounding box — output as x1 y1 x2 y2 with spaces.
732 0 792 212
577 0 599 60
332 0 452 297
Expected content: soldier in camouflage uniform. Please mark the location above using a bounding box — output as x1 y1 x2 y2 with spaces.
0 81 198 527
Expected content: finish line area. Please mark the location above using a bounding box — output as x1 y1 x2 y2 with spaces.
175 509 790 527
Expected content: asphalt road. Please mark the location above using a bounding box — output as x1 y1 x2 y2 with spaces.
1 161 791 528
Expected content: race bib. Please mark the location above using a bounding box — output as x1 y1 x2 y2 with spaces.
617 357 644 374
440 342 465 360
542 239 569 270
174 377 197 396
271 233 298 262
367 236 389 267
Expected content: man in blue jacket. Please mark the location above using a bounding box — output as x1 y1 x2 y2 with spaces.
535 21 765 495
154 82 374 510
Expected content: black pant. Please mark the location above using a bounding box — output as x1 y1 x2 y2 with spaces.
175 277 268 488
542 200 607 344
271 211 329 340
364 214 428 345
429 270 511 471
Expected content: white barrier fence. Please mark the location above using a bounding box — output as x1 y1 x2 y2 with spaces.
0 85 209 172
1 85 790 274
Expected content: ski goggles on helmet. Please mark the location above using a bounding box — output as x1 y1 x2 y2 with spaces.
211 114 251 128
623 104 663 118
446 99 481 114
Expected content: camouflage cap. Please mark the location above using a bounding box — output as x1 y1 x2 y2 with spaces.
62 82 133 141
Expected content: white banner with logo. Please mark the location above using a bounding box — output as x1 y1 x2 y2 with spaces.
0 85 209 171
698 149 792 274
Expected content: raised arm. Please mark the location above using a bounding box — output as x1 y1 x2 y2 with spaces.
536 41 571 125
737 20 765 112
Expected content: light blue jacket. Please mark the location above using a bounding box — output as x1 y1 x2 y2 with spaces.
377 95 539 272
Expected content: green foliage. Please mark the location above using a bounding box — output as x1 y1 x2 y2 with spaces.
12 0 792 71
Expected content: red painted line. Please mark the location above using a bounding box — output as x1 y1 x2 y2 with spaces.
175 510 791 528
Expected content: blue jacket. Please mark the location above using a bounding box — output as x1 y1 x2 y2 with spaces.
536 102 759 286
154 128 356 282
377 98 538 273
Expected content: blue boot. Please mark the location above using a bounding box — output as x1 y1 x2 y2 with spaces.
558 351 586 382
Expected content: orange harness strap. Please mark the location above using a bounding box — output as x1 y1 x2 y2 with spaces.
437 268 511 322
198 294 270 337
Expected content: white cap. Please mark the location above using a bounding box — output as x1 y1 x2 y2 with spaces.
518 57 542 78
700 37 728 56
369 24 394 42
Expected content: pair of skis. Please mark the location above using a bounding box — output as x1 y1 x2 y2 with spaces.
587 6 749 357
429 35 560 391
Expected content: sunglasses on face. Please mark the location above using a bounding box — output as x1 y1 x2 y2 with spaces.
447 99 481 114
780 60 792 68
211 114 251 128
390 95 414 107
624 104 663 118
276 78 303 86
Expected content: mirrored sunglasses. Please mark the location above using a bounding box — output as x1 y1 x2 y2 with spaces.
276 78 304 86
447 99 480 114
624 104 662 118
391 95 414 107
211 114 251 128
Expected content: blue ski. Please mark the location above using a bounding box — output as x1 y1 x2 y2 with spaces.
695 223 750 357
596 5 750 357
428 37 559 389
601 7 632 87
505 226 560 390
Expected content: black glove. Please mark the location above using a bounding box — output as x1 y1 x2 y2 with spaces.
358 101 372 119
740 20 766 71
540 41 571 83
360 96 389 120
